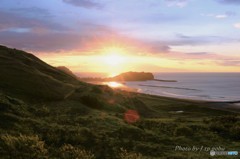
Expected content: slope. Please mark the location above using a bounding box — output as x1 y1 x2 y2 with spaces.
0 45 83 101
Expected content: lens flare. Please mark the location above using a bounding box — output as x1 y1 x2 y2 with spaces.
124 110 140 123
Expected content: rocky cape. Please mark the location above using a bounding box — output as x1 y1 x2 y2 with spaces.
79 71 154 82
79 71 177 82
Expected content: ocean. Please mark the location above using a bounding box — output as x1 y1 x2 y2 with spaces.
125 73 240 102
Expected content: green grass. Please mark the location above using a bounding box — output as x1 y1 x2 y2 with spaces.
1 89 240 159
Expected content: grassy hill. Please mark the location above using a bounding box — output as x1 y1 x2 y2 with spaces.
0 45 84 101
56 66 78 79
0 45 240 159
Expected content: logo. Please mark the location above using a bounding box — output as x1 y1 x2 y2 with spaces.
210 150 215 156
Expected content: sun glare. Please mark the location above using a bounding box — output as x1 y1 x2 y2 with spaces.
105 82 123 88
102 47 126 66
104 54 124 66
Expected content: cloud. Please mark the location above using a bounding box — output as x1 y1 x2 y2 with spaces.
0 10 119 52
217 0 240 4
0 11 67 32
165 0 189 8
201 11 236 19
140 41 171 54
0 9 170 54
215 14 227 19
165 0 189 7
150 44 171 53
10 7 52 19
0 21 116 52
0 31 105 52
234 23 240 29
160 51 240 66
216 60 240 66
185 52 209 55
169 33 239 46
62 0 103 9
165 52 224 60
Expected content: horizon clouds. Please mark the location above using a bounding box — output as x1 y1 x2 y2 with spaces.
0 0 240 71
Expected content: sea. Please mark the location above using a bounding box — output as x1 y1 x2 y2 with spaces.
124 73 240 102
78 72 240 102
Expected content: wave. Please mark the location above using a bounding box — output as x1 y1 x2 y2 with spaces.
139 84 200 91
140 89 239 102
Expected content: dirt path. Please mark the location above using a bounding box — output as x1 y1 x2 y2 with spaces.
64 89 75 99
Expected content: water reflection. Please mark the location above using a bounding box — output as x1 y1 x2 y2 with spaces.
104 81 123 88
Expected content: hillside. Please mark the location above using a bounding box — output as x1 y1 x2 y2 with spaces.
0 45 82 101
56 66 77 78
0 45 240 159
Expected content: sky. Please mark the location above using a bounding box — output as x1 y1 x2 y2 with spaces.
0 0 240 75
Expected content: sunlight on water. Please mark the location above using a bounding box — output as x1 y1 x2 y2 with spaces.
105 82 123 88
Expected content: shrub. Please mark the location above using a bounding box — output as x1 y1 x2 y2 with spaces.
174 126 193 137
119 148 143 159
58 144 95 159
230 125 240 140
166 154 187 159
212 115 239 123
34 105 50 117
91 86 103 94
208 123 226 135
0 134 48 159
81 95 103 109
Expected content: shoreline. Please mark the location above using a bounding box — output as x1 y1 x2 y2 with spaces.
140 91 240 105
131 91 240 113
136 90 240 104
87 80 240 104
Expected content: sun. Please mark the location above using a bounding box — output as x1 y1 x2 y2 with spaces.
104 54 124 66
103 47 126 66
100 46 129 76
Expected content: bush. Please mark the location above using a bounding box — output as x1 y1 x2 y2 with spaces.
0 134 48 159
174 126 193 137
58 144 95 159
119 148 143 159
91 86 103 94
166 154 187 159
211 116 239 123
81 95 103 109
34 105 50 117
230 125 240 140
208 123 227 135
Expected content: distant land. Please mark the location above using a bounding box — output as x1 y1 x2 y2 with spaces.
79 71 177 82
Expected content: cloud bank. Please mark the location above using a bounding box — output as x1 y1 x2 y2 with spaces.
62 0 103 9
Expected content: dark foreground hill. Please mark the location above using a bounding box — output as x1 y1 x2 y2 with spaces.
0 45 82 101
56 66 78 78
0 45 240 159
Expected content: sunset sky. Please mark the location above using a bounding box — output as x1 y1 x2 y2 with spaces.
1 0 240 75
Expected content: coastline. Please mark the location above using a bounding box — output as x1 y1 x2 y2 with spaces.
78 72 240 104
88 80 240 103
86 80 240 113
133 90 240 113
